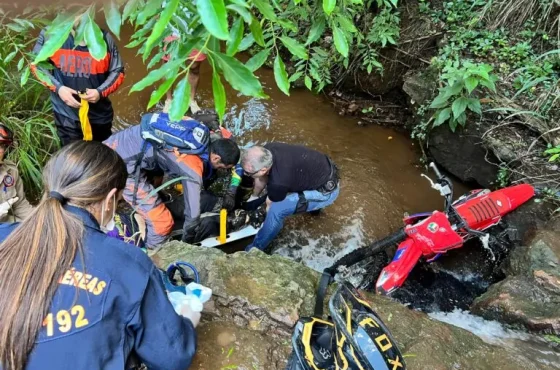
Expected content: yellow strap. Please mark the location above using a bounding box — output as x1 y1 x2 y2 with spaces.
78 96 93 141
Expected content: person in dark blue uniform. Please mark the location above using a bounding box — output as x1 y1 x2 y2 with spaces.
0 141 197 370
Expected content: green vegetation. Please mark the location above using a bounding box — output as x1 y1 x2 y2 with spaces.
0 11 58 200
544 144 560 163
32 0 398 122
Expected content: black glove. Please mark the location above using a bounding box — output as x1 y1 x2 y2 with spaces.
222 190 236 211
181 218 200 244
248 204 267 228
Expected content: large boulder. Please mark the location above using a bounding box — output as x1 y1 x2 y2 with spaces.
152 242 551 369
427 124 500 188
472 217 560 334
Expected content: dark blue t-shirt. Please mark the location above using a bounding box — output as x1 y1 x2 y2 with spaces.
0 206 196 370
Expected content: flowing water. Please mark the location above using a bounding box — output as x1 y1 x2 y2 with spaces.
111 26 560 362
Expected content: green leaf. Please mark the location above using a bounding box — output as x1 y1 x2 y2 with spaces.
451 97 469 119
122 0 139 23
449 118 458 132
169 76 191 121
126 38 144 48
130 59 183 93
337 15 357 33
229 0 251 8
273 54 290 96
456 112 467 126
144 0 179 59
549 154 560 162
323 0 336 15
148 75 178 109
514 76 549 98
466 98 481 114
147 51 165 69
332 25 348 58
20 66 30 86
73 13 89 46
104 0 122 39
545 148 560 155
4 51 17 64
17 57 24 71
306 17 326 45
136 0 163 25
252 0 278 21
239 34 255 51
197 0 229 40
85 18 108 61
226 17 245 56
249 18 265 47
304 75 312 90
429 92 451 109
434 107 452 126
212 51 266 98
289 71 303 83
33 16 74 63
227 4 253 24
245 48 271 72
465 77 479 94
211 64 227 121
279 36 308 60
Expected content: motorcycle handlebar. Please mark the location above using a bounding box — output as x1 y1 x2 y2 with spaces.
429 162 443 180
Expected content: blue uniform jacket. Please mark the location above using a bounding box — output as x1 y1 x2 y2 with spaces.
0 206 196 370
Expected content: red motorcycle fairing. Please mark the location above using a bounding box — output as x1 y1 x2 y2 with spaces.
455 184 535 232
376 212 464 295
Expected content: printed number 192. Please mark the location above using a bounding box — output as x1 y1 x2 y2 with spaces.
43 305 89 337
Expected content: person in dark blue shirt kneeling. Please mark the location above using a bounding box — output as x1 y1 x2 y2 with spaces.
0 141 197 370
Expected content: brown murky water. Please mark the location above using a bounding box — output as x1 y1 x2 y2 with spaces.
111 25 464 268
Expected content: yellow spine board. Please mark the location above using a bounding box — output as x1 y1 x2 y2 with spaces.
219 209 227 244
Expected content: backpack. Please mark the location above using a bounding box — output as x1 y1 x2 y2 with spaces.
140 112 210 155
132 113 210 206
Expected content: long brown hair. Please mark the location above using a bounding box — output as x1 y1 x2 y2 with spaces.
0 141 127 370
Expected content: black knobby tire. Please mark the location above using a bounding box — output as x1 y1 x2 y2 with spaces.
330 229 407 271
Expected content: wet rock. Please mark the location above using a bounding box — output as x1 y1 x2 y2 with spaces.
152 242 549 369
428 124 500 188
402 66 439 106
472 217 560 334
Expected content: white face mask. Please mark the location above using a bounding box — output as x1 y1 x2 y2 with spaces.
101 194 116 233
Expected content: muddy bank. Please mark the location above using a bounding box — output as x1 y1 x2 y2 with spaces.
152 242 551 370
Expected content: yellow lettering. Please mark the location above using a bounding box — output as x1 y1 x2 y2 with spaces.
93 281 106 295
72 271 83 288
375 334 393 352
43 313 54 337
56 310 72 333
72 305 89 328
59 269 74 285
78 274 91 290
86 277 99 293
389 356 403 370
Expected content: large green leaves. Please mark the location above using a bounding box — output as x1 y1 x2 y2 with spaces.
332 25 348 58
211 52 266 98
169 76 191 121
211 64 227 120
280 36 308 60
273 54 290 96
197 0 229 40
227 4 252 24
85 18 108 61
103 0 122 39
306 17 326 45
226 17 245 56
144 0 179 59
249 18 265 47
136 0 163 25
245 48 271 72
451 97 469 119
252 0 278 21
122 0 140 23
323 0 336 15
33 15 74 64
130 59 183 93
148 76 178 109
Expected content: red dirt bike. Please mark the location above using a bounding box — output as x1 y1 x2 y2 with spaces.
321 162 535 296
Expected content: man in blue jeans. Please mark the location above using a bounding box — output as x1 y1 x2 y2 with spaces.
241 142 340 252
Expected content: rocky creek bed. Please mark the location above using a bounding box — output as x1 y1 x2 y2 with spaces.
151 239 559 369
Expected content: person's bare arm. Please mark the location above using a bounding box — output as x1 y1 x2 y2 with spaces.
252 175 268 197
